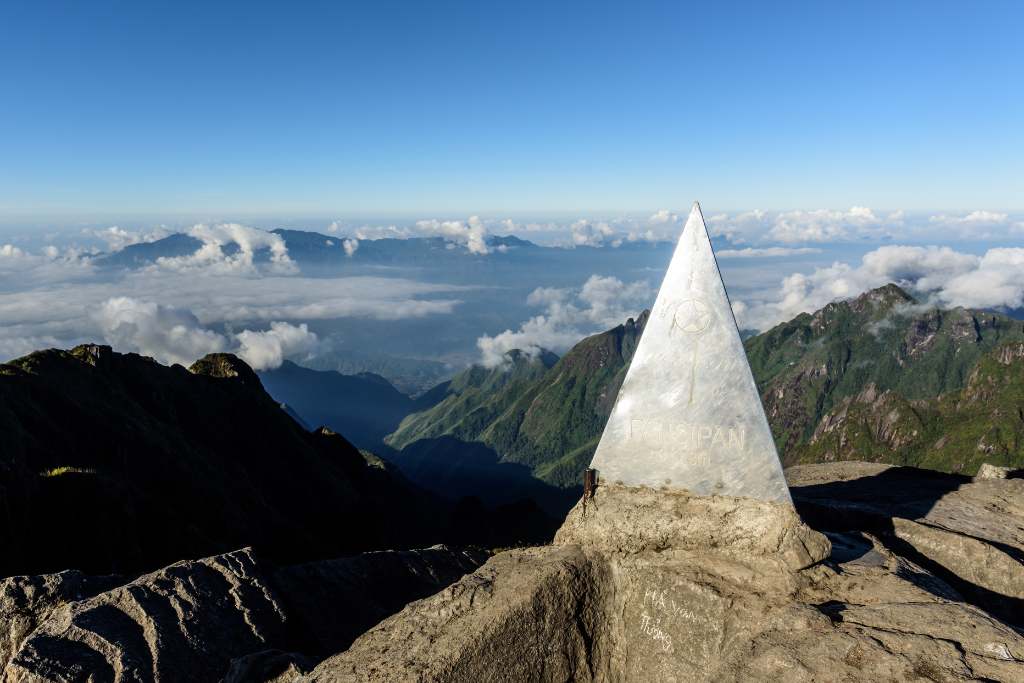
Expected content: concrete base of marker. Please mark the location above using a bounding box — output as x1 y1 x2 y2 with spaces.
555 484 830 572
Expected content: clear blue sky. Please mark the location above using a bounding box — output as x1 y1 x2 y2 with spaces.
2 0 1021 216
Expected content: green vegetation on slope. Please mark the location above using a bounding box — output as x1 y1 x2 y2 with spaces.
388 285 1024 485
387 315 647 487
747 284 1024 464
791 342 1024 472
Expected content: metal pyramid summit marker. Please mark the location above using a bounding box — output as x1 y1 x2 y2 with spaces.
590 202 792 504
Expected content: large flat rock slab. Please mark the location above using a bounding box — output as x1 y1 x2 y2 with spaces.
4 549 287 683
303 546 610 682
788 461 1024 628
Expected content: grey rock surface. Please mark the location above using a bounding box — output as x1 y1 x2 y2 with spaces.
788 462 1024 627
270 545 488 657
1 571 123 673
302 545 610 683
309 466 1024 682
6 464 1022 681
1 544 487 682
4 548 288 682
555 484 829 571
975 462 1012 480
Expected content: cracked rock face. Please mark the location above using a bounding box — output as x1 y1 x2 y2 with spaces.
4 548 288 682
0 545 487 683
301 546 611 683
307 473 1024 682
554 484 830 572
789 462 1024 629
1 570 123 673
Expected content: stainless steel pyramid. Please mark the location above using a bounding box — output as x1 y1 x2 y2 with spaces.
589 203 792 504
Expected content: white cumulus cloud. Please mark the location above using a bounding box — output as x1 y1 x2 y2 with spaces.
570 219 616 247
93 298 321 370
769 207 887 243
929 210 1009 225
741 245 1024 331
93 297 228 366
153 223 296 274
416 216 490 254
234 321 319 370
476 275 652 367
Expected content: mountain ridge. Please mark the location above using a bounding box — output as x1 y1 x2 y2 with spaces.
0 344 445 577
388 285 1024 487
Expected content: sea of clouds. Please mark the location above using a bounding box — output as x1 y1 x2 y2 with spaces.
1 207 1021 371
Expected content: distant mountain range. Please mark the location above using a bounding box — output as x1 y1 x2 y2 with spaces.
257 360 446 450
301 350 454 398
93 229 542 268
385 285 1024 487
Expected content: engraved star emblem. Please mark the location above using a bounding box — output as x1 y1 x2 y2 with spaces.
673 298 712 335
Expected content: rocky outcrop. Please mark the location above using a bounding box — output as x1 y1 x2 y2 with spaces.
5 548 287 682
189 351 263 387
308 467 1024 682
0 570 123 672
789 462 1024 628
270 545 488 657
303 546 610 682
2 545 486 682
975 462 1013 480
554 484 829 571
807 383 924 456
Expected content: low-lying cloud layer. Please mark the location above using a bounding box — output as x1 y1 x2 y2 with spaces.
734 245 1024 330
4 212 1023 375
323 207 1021 251
0 224 466 367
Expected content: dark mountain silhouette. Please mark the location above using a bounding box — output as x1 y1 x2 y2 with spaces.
92 232 205 267
0 346 445 577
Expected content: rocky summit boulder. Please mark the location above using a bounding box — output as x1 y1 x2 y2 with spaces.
1 545 488 682
789 462 1024 628
1 570 123 673
307 464 1024 682
4 548 287 682
269 545 489 658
